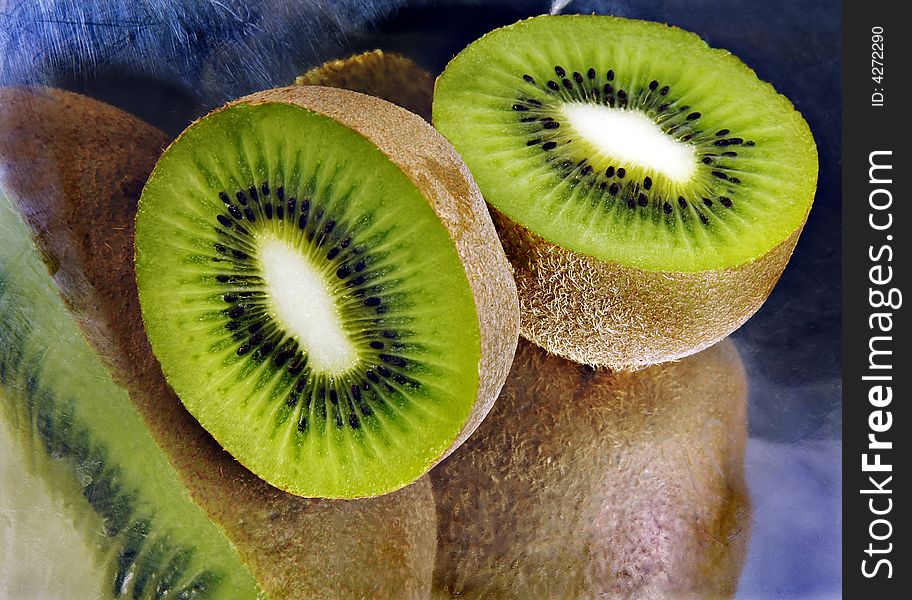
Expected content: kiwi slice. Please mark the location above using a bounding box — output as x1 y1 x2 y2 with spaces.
134 86 518 498
432 338 750 599
0 87 439 598
0 189 261 598
433 15 818 370
295 50 434 121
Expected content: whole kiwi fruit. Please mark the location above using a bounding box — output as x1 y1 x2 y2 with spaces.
295 50 434 122
432 338 751 599
0 86 437 600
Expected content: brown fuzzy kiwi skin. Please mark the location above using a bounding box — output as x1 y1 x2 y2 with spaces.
227 85 520 472
431 338 751 600
493 207 803 370
295 50 435 122
0 86 437 600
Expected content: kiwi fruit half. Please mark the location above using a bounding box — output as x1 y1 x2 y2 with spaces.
0 189 261 599
134 86 517 499
0 87 438 599
295 50 434 122
133 85 517 499
431 338 750 599
433 15 818 370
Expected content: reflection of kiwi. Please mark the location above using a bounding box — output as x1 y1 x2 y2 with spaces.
0 87 438 599
432 339 751 599
433 15 818 370
135 86 518 499
295 50 434 121
0 191 260 598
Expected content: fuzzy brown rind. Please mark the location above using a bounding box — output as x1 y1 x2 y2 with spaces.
230 85 520 468
493 208 802 370
431 338 751 599
0 86 437 600
295 50 435 122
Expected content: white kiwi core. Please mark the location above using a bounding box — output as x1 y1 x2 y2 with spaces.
561 102 698 183
259 236 359 373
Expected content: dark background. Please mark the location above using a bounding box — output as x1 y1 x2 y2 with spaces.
0 1 842 597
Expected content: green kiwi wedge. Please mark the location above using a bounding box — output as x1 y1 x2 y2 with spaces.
0 87 438 599
134 85 518 499
431 338 750 599
433 15 818 370
0 189 262 598
295 50 434 121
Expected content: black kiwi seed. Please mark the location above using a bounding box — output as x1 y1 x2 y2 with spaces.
573 72 584 84
554 65 566 77
542 141 558 151
218 192 231 205
264 203 273 219
637 193 648 207
523 74 536 84
587 67 596 79
711 171 729 180
663 202 673 214
616 168 626 179
217 215 232 227
235 191 248 206
686 112 701 120
248 186 258 202
227 205 242 220
244 208 256 221
678 196 688 209
626 198 636 209
659 85 670 95
643 176 653 190
512 104 529 111
543 121 560 129
547 80 560 91
605 166 615 178
261 181 270 196
715 129 730 136
606 69 615 81
608 183 620 196
719 197 733 208
703 197 713 207
562 78 573 90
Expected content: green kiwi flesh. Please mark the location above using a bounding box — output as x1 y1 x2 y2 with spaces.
136 92 494 498
433 15 816 273
431 338 750 599
0 190 261 599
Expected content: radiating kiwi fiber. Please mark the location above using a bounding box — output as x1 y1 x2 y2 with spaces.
295 50 434 122
0 86 437 600
432 338 751 599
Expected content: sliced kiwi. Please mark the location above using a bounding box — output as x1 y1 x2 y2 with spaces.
433 15 818 369
295 50 434 121
134 86 517 498
0 189 261 598
432 338 751 599
0 87 439 598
